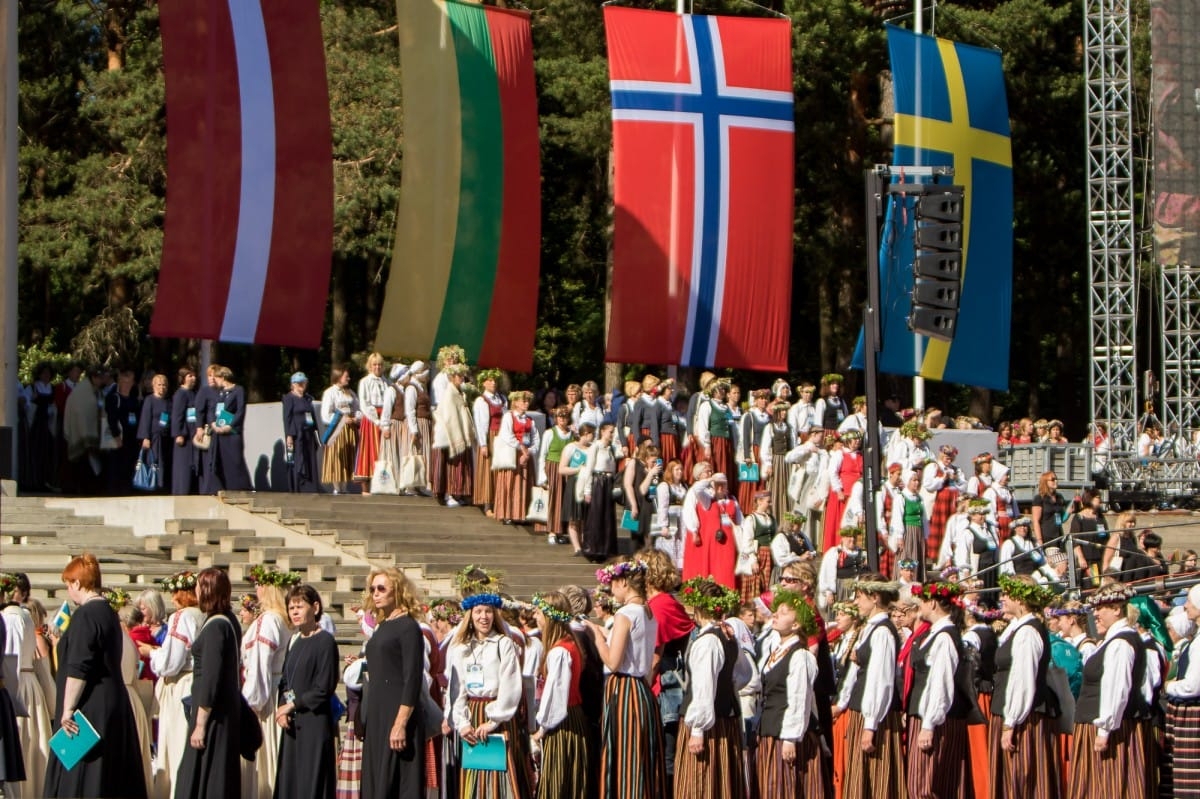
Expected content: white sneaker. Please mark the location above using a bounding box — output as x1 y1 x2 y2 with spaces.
445 497 461 508
547 534 557 545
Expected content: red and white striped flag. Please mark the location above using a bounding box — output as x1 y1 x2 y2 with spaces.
151 0 334 348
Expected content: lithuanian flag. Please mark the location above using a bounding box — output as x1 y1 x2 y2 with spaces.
376 0 541 373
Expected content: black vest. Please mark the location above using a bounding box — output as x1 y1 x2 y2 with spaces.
971 624 998 690
907 625 975 720
835 548 869 580
1008 537 1039 576
680 627 740 720
992 617 1052 717
1172 642 1200 706
759 641 814 739
785 532 811 558
1075 627 1147 724
821 396 846 431
771 425 790 454
848 618 900 712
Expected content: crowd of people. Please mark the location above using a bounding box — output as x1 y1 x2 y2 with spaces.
3 544 1199 799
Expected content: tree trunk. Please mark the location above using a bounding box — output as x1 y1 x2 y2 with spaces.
968 387 992 425
818 276 835 375
604 148 620 394
330 259 347 368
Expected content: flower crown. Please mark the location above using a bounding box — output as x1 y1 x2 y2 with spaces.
832 600 861 620
160 571 197 593
531 593 572 624
838 525 865 540
678 577 741 618
454 565 503 596
103 586 130 611
1087 582 1136 608
998 575 1055 608
911 582 963 605
436 344 467 369
240 594 260 615
966 602 1005 622
248 565 301 589
0 573 17 594
782 511 807 527
595 560 647 586
461 593 503 611
821 373 844 385
899 420 931 440
770 589 817 636
1045 605 1088 618
475 368 504 386
852 578 899 596
429 599 463 625
897 559 919 571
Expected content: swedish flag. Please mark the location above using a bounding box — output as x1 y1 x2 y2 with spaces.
51 601 71 634
876 25 1013 390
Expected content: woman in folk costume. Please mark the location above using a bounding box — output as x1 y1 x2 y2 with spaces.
836 395 869 436
619 380 642 450
989 575 1061 799
755 588 828 799
785 427 828 550
656 379 681 464
538 406 577 544
319 365 360 495
695 379 739 498
735 490 776 603
681 372 717 477
1 572 51 798
398 360 434 493
673 578 751 799
829 600 864 799
962 595 1002 799
886 469 928 583
430 363 475 507
654 458 689 570
922 445 966 566
998 516 1043 578
1068 582 1148 799
557 423 594 557
786 383 817 439
628 374 663 452
966 453 993 498
737 389 771 510
964 499 1001 594
813 373 848 433
430 343 465 409
1164 584 1200 799
283 372 320 494
760 400 795 523
623 441 663 552
681 472 743 590
984 462 1016 543
353 352 396 493
493 390 540 524
586 559 668 799
884 420 932 475
571 380 605 433
833 575 907 799
905 582 974 799
823 429 863 550
148 571 204 799
581 423 626 561
241 566 297 799
471 368 507 516
874 463 905 579
531 592 592 799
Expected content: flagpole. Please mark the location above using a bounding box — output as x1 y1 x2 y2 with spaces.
0 0 17 486
911 0 926 412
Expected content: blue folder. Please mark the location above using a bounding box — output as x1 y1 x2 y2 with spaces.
49 710 100 770
462 734 507 771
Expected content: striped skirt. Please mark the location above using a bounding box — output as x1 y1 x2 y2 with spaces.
967 693 991 799
538 705 590 799
987 712 1060 799
321 422 359 485
842 710 907 799
926 487 957 564
736 445 763 509
494 458 534 522
756 732 826 799
335 728 363 799
473 431 497 508
659 433 679 465
711 436 738 496
432 448 474 499
354 414 384 480
832 709 851 799
675 716 744 799
1166 701 1200 798
766 454 790 521
460 698 533 799
681 435 701 480
738 546 773 603
600 673 667 799
905 715 972 799
1067 719 1145 799
537 461 564 535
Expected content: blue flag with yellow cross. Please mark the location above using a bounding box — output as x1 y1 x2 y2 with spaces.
868 25 1013 391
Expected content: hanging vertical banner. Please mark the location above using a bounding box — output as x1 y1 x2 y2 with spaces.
870 25 1013 390
604 7 794 371
374 0 541 373
152 0 334 348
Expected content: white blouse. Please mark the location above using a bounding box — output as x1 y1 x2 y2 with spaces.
356 375 395 428
915 617 959 732
1091 619 1137 736
997 614 1043 727
319 385 360 426
683 623 753 736
150 606 205 678
1166 640 1200 700
604 604 656 677
536 643 575 732
758 636 818 741
241 611 289 713
450 634 523 732
836 612 897 731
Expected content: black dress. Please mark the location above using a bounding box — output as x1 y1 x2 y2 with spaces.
274 631 340 799
105 389 141 494
176 612 242 799
136 394 172 492
282 392 320 493
193 384 219 494
211 385 253 491
360 614 426 799
43 598 146 798
171 387 198 495
0 613 25 784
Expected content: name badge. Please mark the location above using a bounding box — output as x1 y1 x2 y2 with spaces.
216 402 226 417
304 412 314 428
521 435 532 447
127 412 137 427
186 407 197 423
159 412 169 427
465 663 485 691
719 513 733 528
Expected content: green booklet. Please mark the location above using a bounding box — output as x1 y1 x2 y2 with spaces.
49 710 100 770
461 734 507 771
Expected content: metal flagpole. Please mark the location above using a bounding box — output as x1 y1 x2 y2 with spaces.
912 0 926 412
0 0 18 485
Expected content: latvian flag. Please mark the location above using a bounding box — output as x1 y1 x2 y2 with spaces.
151 0 334 349
604 7 795 371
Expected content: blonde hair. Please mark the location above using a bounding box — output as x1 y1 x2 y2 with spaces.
366 352 384 368
364 567 424 624
453 603 501 647
257 584 292 628
642 549 680 593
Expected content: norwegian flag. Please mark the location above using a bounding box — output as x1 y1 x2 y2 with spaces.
604 7 794 371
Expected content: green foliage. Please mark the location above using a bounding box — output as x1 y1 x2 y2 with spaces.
16 338 73 386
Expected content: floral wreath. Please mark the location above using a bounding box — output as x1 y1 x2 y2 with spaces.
831 600 861 620
103 586 131 611
240 594 260 615
897 559 919 571
911 582 963 606
531 593 573 624
501 597 529 613
821 373 844 385
595 559 647 586
997 575 1055 609
899 420 931 440
1045 605 1088 618
678 577 740 618
0 573 17 594
966 602 1005 622
461 593 503 611
769 589 817 637
160 571 197 593
782 511 807 528
852 577 899 596
454 565 504 596
248 565 301 589
1086 582 1136 608
838 525 865 541
436 344 467 369
429 599 463 625
475 368 504 387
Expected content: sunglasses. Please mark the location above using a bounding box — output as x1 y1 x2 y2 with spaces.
369 584 390 593
780 576 804 584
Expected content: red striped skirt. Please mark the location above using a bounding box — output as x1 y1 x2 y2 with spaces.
832 709 851 799
843 710 907 799
446 450 473 499
460 697 533 799
736 445 763 509
493 457 534 522
737 546 773 604
659 433 679 465
756 732 826 799
967 693 992 799
600 673 667 799
905 715 972 798
675 716 744 799
335 728 362 799
1166 700 1200 799
473 431 497 508
353 413 383 480
988 712 1060 799
711 436 737 495
926 487 958 564
681 435 701 479
1068 719 1145 799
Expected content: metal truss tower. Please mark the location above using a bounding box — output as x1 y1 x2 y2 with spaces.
1084 0 1138 450
1161 263 1200 431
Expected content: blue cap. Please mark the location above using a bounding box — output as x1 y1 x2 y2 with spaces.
290 372 308 384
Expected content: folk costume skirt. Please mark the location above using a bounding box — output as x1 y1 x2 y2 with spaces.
1166 700 1200 798
905 715 972 799
321 421 358 486
600 673 667 799
987 711 1060 799
460 698 533 799
926 487 957 565
674 716 744 799
738 547 773 604
767 453 790 522
756 732 826 799
538 460 564 536
842 710 907 799
966 693 992 799
710 436 738 496
493 457 534 522
1067 719 1146 799
473 431 497 508
737 445 764 510
354 411 384 481
832 707 851 799
537 705 590 799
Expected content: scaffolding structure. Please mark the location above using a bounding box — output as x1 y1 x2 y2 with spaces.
1084 0 1139 452
1162 262 1200 432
